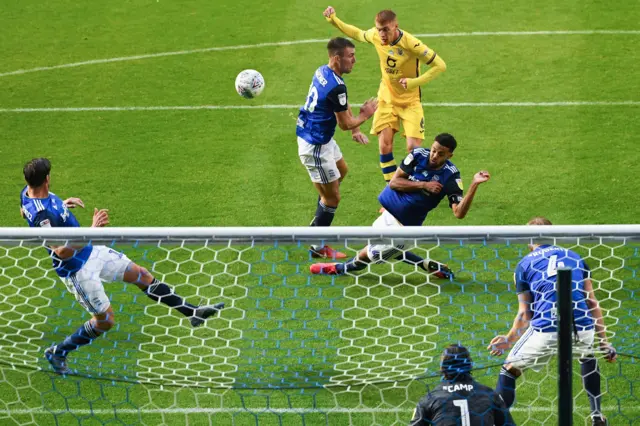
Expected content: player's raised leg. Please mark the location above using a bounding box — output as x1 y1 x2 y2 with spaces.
122 262 224 327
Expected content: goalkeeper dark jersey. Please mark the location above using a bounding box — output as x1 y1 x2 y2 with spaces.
410 378 515 426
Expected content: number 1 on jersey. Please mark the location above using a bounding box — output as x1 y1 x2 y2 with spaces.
453 399 471 426
304 84 319 112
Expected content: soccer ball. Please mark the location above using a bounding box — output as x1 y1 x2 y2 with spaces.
235 69 265 99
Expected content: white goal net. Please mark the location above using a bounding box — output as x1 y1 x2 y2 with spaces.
0 226 638 425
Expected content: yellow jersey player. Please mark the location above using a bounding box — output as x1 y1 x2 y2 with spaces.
323 7 447 182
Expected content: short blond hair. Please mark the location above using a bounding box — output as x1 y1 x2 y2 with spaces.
527 216 553 226
375 10 396 24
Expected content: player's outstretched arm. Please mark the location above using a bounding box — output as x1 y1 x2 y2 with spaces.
335 98 377 131
489 291 532 356
451 171 489 219
323 6 369 43
63 197 85 209
584 278 617 362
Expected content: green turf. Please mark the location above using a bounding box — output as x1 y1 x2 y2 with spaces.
1 0 639 424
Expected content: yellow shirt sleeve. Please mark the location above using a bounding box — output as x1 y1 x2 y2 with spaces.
404 34 447 90
326 13 370 43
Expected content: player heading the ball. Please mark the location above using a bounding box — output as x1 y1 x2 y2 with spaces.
20 158 224 375
296 37 377 260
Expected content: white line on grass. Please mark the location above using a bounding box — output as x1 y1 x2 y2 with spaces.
0 406 625 415
0 30 638 78
0 101 639 113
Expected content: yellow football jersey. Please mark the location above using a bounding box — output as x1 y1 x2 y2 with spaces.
361 28 437 106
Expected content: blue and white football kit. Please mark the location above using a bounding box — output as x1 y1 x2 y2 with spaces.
297 65 350 184
21 186 131 315
366 148 464 261
506 245 595 371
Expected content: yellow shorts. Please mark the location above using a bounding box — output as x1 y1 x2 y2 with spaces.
370 100 425 139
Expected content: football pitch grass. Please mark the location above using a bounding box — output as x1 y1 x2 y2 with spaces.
1 0 639 424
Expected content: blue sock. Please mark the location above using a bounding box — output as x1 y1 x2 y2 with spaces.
380 153 396 182
310 201 337 227
54 320 102 356
497 367 517 408
336 256 369 274
581 358 602 414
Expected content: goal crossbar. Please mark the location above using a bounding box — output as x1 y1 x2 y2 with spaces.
1 225 640 242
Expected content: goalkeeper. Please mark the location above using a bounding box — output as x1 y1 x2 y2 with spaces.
20 158 224 375
324 6 447 182
410 344 515 425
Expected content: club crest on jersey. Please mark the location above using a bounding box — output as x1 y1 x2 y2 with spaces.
433 175 440 181
456 179 464 190
403 153 414 165
338 93 347 106
397 48 403 56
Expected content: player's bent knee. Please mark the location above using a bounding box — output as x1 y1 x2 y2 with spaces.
324 192 341 206
378 139 394 154
123 264 154 286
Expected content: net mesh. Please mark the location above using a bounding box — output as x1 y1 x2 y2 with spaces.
0 228 638 425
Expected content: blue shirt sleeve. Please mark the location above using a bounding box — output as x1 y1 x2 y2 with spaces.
63 209 81 227
326 85 348 113
32 210 54 228
515 261 530 293
399 149 422 175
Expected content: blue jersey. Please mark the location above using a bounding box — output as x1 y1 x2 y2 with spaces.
378 148 464 226
515 245 594 332
296 65 349 145
20 186 92 278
